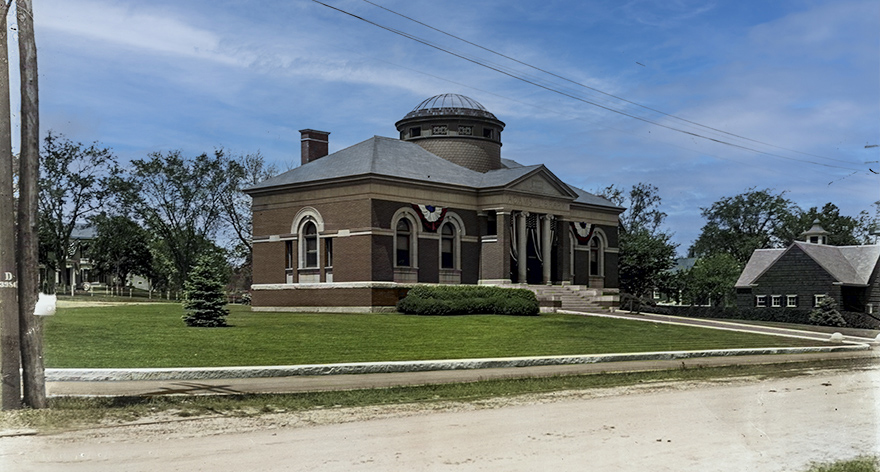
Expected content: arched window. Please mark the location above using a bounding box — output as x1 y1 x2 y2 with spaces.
441 223 455 269
302 221 318 268
589 236 601 276
396 219 412 267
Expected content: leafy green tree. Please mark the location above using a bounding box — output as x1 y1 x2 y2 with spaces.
182 255 229 327
597 182 666 236
681 253 741 307
122 150 233 290
777 203 872 246
219 152 277 290
690 188 797 265
220 151 277 256
654 269 687 304
619 230 677 298
38 132 118 288
90 215 154 290
598 183 677 299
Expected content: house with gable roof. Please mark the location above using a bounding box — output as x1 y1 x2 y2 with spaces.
735 220 880 314
245 94 624 312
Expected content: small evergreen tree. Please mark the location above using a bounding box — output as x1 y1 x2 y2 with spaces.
182 256 229 327
808 296 846 327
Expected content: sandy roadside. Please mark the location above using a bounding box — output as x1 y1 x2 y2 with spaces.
3 364 878 471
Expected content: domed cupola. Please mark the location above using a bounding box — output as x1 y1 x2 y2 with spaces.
801 219 830 245
395 93 505 173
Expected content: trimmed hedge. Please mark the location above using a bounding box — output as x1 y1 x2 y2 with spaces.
397 285 539 316
641 304 880 330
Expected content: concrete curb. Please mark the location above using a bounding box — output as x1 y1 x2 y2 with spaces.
47 344 870 382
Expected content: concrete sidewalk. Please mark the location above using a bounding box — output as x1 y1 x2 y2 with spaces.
47 349 877 397
563 309 880 343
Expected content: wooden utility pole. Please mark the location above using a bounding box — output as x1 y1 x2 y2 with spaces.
16 0 46 409
0 0 21 410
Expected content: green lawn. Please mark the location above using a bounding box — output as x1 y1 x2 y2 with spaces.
44 303 829 368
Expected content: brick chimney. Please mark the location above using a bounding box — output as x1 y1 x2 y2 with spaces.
300 129 330 165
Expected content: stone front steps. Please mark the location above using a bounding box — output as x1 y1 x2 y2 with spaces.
527 285 619 313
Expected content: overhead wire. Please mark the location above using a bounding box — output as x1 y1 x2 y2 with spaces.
358 0 861 167
326 43 775 176
312 0 867 173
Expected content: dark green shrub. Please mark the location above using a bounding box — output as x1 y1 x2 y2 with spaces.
840 311 880 330
397 285 539 316
809 297 847 327
640 305 813 324
640 302 880 329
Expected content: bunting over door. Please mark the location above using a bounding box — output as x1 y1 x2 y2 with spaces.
412 204 448 232
571 222 594 245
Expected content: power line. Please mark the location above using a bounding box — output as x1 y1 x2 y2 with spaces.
358 0 861 167
323 41 785 178
312 0 866 172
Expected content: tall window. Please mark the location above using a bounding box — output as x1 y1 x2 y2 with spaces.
302 221 318 268
324 238 333 268
285 241 294 269
486 210 497 236
441 223 455 269
396 219 411 267
589 237 600 276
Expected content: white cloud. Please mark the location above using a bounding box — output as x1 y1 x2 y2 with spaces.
38 0 242 66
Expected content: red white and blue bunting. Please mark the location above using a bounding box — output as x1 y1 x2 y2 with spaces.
412 204 448 232
571 222 594 245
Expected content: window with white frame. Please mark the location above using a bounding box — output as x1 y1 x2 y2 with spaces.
301 221 318 268
440 223 455 269
589 236 601 276
755 295 767 307
786 295 797 308
324 238 333 268
285 240 294 270
395 218 413 267
813 294 826 307
771 295 782 307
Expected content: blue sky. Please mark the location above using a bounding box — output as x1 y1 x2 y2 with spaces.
17 0 880 253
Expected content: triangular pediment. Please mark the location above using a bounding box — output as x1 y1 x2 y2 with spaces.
508 168 577 198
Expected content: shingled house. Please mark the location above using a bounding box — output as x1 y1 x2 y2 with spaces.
245 94 624 312
735 220 880 314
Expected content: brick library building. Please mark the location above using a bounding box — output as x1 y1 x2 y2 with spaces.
246 94 624 312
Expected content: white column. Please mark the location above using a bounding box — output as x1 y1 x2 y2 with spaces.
542 215 552 285
517 212 527 284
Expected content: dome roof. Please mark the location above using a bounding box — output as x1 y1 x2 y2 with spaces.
402 93 498 120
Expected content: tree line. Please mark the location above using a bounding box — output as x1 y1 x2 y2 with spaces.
600 184 879 307
37 130 878 306
38 132 277 295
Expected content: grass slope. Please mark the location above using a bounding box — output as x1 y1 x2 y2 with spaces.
44 304 828 368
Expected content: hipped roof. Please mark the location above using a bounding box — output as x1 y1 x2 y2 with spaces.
736 241 880 287
246 136 621 210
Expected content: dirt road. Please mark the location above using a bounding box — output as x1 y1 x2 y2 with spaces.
3 365 879 471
